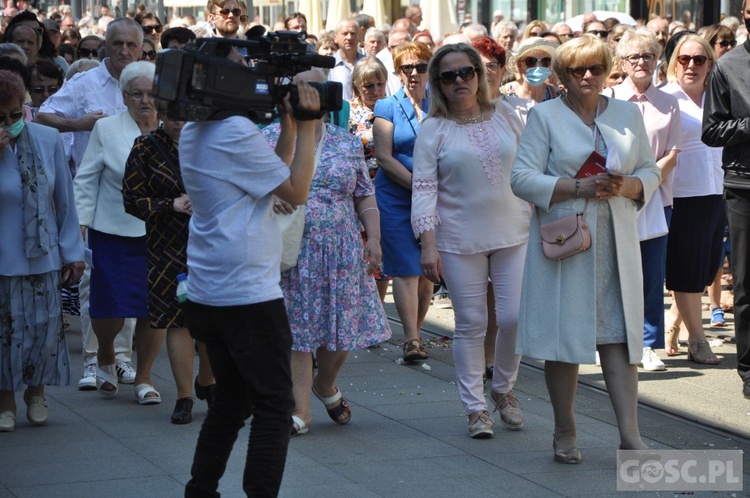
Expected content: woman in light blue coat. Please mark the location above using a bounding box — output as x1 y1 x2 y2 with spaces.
511 36 661 463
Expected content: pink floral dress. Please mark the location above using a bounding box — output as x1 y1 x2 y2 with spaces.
262 123 392 352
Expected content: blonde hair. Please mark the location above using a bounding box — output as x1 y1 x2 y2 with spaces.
553 35 613 87
666 34 714 84
350 56 387 100
426 43 493 119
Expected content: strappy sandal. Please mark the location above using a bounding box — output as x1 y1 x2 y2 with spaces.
687 340 720 365
134 384 162 405
311 380 351 425
665 326 680 356
710 308 726 327
96 364 119 397
402 338 428 363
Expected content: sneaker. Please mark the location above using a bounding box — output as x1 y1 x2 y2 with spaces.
116 362 136 384
468 409 494 438
711 308 726 327
640 347 666 371
78 364 97 391
490 390 524 430
433 292 453 309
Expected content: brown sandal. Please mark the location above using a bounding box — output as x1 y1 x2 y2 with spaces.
665 325 680 356
687 340 720 365
403 338 428 362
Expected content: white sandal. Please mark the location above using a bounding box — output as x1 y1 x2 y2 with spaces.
134 384 161 405
96 364 119 398
291 415 309 436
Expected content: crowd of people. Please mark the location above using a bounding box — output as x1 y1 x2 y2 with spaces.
2 1 750 495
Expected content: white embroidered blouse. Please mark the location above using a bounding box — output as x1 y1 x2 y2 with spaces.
411 107 531 254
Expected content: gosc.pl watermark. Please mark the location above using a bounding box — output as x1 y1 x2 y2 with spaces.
617 449 743 491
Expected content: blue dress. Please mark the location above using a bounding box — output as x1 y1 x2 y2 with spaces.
374 89 428 277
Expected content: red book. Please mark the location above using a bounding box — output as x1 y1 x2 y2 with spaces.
575 150 607 178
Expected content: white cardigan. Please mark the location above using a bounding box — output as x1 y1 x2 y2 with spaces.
74 111 146 237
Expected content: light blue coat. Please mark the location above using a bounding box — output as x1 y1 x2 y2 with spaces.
510 97 662 364
0 123 84 276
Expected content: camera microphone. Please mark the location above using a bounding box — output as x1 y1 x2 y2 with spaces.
305 53 336 69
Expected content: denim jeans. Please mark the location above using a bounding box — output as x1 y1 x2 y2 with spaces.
183 299 294 498
725 188 750 381
640 206 672 350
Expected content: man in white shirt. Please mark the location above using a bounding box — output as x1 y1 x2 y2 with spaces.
327 19 365 101
36 17 143 389
376 29 411 96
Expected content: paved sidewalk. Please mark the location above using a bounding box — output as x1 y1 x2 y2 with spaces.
1 310 748 497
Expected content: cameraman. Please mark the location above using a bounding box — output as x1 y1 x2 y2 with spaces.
180 73 320 497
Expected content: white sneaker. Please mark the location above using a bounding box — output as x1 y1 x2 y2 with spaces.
640 347 666 371
78 364 97 390
116 361 136 384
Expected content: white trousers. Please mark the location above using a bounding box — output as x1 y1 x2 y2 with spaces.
441 243 526 415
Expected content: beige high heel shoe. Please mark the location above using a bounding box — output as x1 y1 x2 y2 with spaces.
665 325 680 356
687 340 720 365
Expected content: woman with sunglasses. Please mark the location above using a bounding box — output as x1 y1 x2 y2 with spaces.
28 59 63 119
413 43 529 439
75 35 102 61
140 38 157 63
502 38 560 107
135 12 163 49
511 35 661 462
609 28 682 372
373 41 433 363
661 34 723 365
702 24 736 59
0 69 85 432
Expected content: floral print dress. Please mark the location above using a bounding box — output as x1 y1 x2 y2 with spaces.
262 123 392 352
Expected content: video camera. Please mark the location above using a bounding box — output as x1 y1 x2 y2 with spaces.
153 27 342 123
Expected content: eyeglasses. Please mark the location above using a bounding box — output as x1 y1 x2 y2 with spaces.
31 85 59 95
439 65 477 84
399 63 428 75
586 30 608 38
142 24 163 35
625 53 655 64
78 47 99 57
676 54 708 66
716 39 737 48
124 90 153 101
141 50 157 60
485 61 503 71
567 64 606 78
522 56 551 68
0 111 25 123
215 7 242 17
240 14 248 22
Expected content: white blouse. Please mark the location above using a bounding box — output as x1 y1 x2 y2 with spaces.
662 83 724 197
411 105 530 254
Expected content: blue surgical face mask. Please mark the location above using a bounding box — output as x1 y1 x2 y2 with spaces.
3 117 25 139
525 66 551 86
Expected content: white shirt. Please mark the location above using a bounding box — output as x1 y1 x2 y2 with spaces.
328 50 365 102
180 116 291 307
39 59 126 169
376 47 402 97
662 83 724 197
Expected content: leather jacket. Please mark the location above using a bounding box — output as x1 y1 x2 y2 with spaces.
702 39 750 190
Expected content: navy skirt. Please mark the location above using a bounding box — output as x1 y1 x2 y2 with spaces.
88 229 148 319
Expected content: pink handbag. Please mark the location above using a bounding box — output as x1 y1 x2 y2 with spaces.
538 201 590 261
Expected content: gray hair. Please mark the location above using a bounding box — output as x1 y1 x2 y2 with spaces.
720 16 740 31
492 20 518 39
119 60 155 92
463 23 488 40
336 19 357 33
0 43 28 64
66 58 100 81
105 17 143 44
615 27 662 60
365 27 385 42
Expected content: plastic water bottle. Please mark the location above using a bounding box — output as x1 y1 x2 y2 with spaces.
176 273 188 303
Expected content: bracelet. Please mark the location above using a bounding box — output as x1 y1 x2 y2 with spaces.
574 178 580 199
358 207 379 219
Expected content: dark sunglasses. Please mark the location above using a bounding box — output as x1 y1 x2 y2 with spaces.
676 54 708 66
216 7 242 17
586 30 608 38
31 85 59 95
523 56 551 68
141 50 157 60
716 39 737 48
439 66 477 84
142 24 163 35
78 47 100 57
567 64 606 78
399 63 428 75
0 110 25 122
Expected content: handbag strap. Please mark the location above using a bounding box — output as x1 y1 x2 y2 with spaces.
147 131 185 192
395 95 420 138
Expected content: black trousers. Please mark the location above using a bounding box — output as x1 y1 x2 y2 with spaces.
184 299 294 498
725 188 750 381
